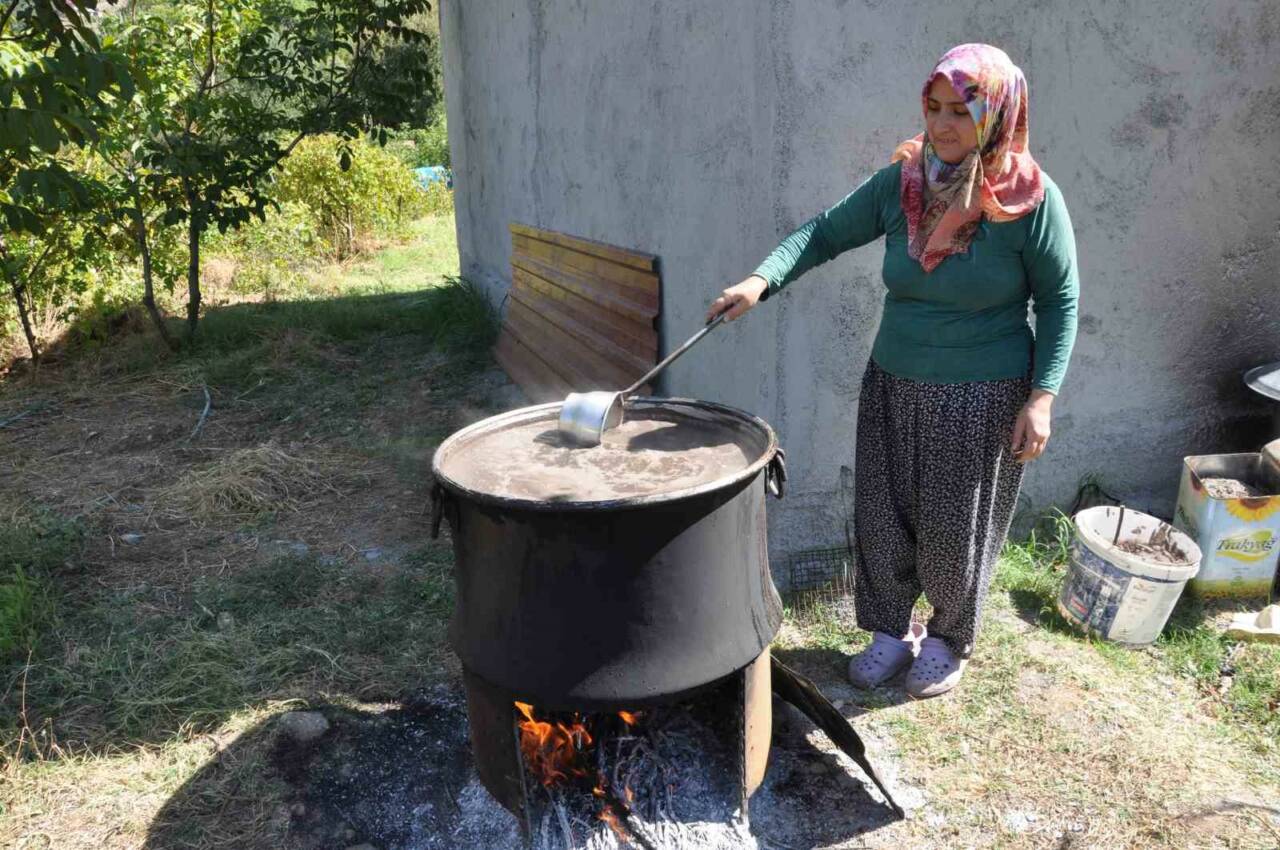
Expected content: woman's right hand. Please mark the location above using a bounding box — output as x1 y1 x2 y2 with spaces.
706 275 769 323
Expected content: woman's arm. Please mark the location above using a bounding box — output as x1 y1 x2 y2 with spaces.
707 166 894 321
1014 181 1080 461
754 167 893 300
1023 181 1079 395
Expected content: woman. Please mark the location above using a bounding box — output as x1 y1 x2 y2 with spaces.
707 44 1078 699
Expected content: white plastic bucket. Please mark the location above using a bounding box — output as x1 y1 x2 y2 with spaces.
1057 506 1202 646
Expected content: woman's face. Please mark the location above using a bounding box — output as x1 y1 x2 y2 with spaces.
925 76 979 164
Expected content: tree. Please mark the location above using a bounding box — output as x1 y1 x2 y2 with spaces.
350 10 441 129
0 0 135 361
113 0 435 341
92 6 202 350
0 0 135 229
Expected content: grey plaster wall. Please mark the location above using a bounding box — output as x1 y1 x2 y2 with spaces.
439 0 1280 558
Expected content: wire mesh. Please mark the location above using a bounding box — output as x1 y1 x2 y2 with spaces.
784 465 859 615
784 544 855 617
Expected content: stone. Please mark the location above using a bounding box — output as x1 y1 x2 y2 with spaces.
1003 810 1039 833
119 532 144 545
277 711 330 744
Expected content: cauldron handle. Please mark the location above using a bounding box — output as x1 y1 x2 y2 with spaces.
766 448 787 499
430 482 451 538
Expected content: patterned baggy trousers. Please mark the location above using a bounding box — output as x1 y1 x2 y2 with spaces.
852 360 1029 658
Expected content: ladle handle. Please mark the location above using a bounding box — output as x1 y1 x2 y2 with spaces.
624 311 728 396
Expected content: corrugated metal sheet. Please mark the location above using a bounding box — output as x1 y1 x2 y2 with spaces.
496 223 661 402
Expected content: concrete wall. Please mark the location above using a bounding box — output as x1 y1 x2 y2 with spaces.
439 0 1280 558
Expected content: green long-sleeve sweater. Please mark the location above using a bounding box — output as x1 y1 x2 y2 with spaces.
753 161 1079 393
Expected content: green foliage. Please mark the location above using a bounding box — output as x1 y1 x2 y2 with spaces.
98 0 436 338
202 200 323 299
350 11 443 129
0 0 135 231
0 505 83 659
418 180 454 217
0 566 49 659
389 106 450 168
416 107 451 168
0 0 450 357
274 135 429 261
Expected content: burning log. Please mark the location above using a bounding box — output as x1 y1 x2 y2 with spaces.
594 778 658 850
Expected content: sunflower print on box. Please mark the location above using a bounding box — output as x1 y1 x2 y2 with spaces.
1173 455 1280 598
1225 495 1280 522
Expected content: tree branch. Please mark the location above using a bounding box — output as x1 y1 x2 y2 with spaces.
0 0 21 36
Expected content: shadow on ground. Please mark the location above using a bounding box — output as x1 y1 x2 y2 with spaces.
144 686 499 850
772 646 913 715
142 678 903 850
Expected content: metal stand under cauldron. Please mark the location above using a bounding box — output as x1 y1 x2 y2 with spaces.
430 398 901 840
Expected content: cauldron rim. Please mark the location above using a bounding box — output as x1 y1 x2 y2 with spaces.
431 396 779 512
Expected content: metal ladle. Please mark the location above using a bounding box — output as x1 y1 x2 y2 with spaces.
557 311 728 446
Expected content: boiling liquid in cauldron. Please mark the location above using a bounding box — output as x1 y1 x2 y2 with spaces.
442 412 756 502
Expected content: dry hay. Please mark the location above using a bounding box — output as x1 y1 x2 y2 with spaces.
162 442 340 520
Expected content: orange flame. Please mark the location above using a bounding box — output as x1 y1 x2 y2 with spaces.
593 770 637 842
514 701 593 788
617 710 640 726
599 802 626 838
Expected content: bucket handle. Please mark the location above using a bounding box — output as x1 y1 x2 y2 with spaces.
766 449 788 500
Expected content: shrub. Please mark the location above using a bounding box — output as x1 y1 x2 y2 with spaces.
389 105 450 168
414 106 451 168
274 134 429 261
419 180 454 217
202 201 324 300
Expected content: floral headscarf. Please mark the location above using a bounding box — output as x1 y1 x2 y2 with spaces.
892 44 1044 272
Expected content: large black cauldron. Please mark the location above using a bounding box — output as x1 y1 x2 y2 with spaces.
430 398 786 711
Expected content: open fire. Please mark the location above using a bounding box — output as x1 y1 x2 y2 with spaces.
514 702 647 845
513 701 594 787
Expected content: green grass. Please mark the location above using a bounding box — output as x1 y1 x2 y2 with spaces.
994 517 1280 743
5 546 456 751
0 211 501 847
775 517 1280 847
329 215 460 290
46 214 485 389
0 505 84 659
181 277 497 400
0 566 50 659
